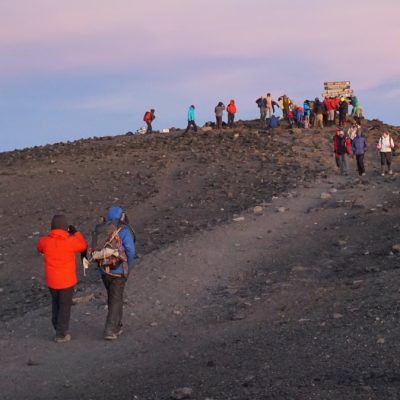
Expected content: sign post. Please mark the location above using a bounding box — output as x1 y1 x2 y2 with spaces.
322 81 353 98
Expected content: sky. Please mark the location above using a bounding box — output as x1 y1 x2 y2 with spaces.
1 0 399 152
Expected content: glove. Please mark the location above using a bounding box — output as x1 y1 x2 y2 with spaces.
68 225 77 235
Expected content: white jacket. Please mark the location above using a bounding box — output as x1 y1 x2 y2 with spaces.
377 135 394 152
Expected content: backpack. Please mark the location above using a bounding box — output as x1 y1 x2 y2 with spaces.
91 221 130 277
143 111 151 122
256 97 266 108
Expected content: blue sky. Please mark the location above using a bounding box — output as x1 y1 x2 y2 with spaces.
1 0 399 152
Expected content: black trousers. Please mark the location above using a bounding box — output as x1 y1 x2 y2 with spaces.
380 152 392 168
146 122 152 133
227 112 235 127
356 154 365 175
102 275 127 334
184 120 197 133
49 286 74 337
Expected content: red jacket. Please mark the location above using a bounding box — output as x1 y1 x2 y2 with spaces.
227 100 237 114
324 98 336 111
333 133 352 156
37 230 88 289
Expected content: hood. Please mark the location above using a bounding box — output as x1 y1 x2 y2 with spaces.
51 214 68 230
107 206 123 221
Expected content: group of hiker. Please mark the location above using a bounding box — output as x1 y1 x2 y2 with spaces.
143 100 237 134
142 92 362 134
37 206 135 343
256 93 363 130
332 124 395 177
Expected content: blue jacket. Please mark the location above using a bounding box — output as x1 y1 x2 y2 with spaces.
352 134 367 155
303 102 310 116
187 106 196 121
101 206 135 275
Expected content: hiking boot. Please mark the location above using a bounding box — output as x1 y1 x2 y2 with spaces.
54 333 71 343
389 170 393 175
381 172 385 176
104 332 118 340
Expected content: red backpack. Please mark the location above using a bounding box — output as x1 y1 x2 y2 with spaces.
143 111 151 122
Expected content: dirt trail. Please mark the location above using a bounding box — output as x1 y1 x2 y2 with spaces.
2 164 400 399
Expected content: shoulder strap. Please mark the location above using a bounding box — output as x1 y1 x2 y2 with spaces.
118 221 136 244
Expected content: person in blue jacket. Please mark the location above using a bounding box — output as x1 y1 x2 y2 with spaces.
99 206 135 340
351 128 368 176
303 100 311 128
184 105 198 133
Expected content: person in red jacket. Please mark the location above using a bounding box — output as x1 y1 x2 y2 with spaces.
333 128 352 175
226 99 237 128
143 109 155 133
37 215 88 342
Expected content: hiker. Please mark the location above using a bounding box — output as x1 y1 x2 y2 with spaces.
272 100 280 115
143 109 155 133
266 93 273 119
350 96 360 117
313 97 325 129
282 95 291 120
214 102 225 130
184 105 198 133
294 106 304 128
324 97 336 126
287 109 296 129
352 127 368 176
338 98 348 127
333 128 352 175
347 123 360 141
226 99 237 128
278 96 284 114
36 215 88 343
377 131 395 176
256 96 267 128
303 100 311 128
91 206 135 340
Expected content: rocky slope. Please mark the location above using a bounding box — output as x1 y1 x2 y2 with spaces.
1 118 400 399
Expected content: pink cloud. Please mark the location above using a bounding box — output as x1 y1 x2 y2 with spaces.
0 0 399 89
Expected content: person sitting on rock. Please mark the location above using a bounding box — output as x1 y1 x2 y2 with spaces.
36 215 88 343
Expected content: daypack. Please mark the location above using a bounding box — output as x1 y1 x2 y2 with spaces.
256 97 266 108
91 221 129 277
143 111 152 122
